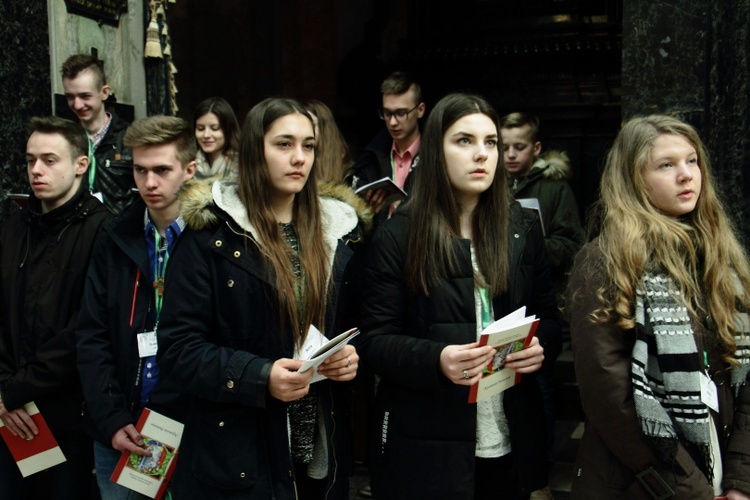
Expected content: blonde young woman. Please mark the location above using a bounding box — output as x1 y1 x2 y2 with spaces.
566 115 750 499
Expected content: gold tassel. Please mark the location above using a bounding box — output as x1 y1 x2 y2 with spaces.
169 61 178 74
161 24 169 36
163 42 172 57
144 19 163 58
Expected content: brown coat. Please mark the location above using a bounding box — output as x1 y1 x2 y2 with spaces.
566 240 750 499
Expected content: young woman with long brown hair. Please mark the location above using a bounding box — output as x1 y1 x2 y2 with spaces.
158 97 372 499
359 93 561 499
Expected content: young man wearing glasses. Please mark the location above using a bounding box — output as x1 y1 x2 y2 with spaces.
352 71 425 224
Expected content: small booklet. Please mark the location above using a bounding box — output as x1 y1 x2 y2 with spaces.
111 408 184 499
354 177 407 205
296 326 360 383
0 401 66 477
516 198 545 236
468 306 540 403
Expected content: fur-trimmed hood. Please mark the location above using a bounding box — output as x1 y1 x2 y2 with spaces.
530 150 572 180
179 179 374 239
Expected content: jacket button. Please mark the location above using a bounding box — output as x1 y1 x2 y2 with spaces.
514 233 520 238
226 380 235 389
227 279 234 287
219 421 225 427
234 250 241 258
240 472 246 478
215 240 223 247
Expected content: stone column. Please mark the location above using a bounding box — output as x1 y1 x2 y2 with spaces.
622 0 750 242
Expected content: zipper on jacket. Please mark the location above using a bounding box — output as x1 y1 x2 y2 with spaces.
512 220 535 306
380 410 390 454
130 359 142 414
323 385 338 500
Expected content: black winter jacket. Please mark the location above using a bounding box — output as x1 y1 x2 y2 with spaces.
156 180 372 499
0 183 110 434
351 129 420 228
76 199 189 444
359 203 560 499
510 151 583 296
92 113 136 216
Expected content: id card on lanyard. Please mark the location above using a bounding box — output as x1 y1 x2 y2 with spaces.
139 231 169 358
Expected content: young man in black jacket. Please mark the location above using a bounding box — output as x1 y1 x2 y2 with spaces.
76 116 196 498
0 117 111 498
62 54 136 216
351 72 426 227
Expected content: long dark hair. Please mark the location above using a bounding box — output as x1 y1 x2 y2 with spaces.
237 97 328 347
405 93 510 296
193 97 241 157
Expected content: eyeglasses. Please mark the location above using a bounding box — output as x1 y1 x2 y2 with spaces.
378 104 420 121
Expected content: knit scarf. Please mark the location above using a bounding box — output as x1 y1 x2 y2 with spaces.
631 272 750 481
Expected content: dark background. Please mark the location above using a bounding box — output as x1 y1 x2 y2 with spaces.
1 0 748 244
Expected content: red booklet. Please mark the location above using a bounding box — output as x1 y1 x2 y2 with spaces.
468 307 539 403
110 408 184 499
0 402 66 477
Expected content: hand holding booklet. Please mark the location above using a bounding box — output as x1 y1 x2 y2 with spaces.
468 306 539 403
110 408 184 499
354 177 407 205
0 401 66 477
295 326 360 383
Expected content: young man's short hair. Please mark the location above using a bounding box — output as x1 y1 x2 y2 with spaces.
61 54 107 88
27 116 88 159
380 71 422 103
500 112 540 142
124 116 197 166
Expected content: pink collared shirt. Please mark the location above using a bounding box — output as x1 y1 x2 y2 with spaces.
388 136 421 217
391 136 421 189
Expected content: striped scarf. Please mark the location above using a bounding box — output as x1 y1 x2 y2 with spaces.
631 272 750 480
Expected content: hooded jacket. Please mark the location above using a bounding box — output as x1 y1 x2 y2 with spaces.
0 183 110 434
156 180 372 499
510 150 583 294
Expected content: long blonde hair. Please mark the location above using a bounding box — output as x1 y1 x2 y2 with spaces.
595 115 750 363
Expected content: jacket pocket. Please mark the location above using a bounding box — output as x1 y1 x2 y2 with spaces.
189 406 259 490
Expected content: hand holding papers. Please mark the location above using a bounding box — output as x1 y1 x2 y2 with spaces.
354 177 407 206
468 306 540 403
295 326 360 383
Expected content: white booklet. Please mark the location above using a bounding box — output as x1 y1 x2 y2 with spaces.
517 198 545 236
295 326 360 383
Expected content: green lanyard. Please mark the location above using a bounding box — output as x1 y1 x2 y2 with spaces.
478 287 492 329
86 134 97 191
152 231 170 320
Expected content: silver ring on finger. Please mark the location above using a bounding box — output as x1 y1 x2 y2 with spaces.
346 356 351 368
462 369 470 380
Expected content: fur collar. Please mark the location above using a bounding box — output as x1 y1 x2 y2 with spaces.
531 150 572 180
179 179 373 240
